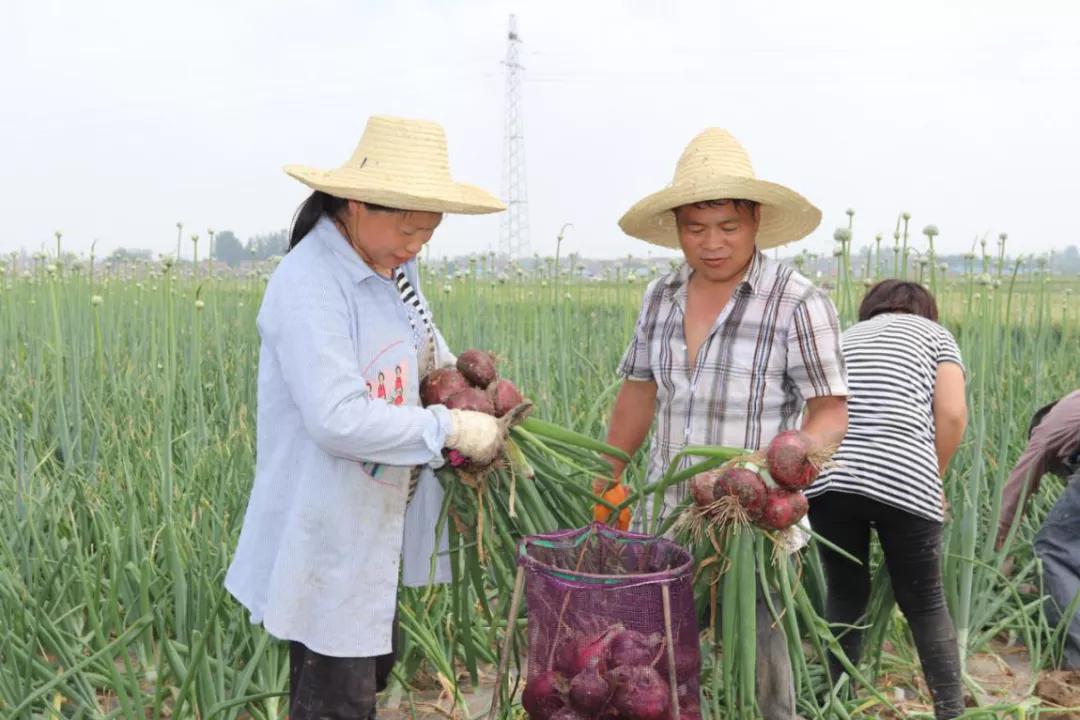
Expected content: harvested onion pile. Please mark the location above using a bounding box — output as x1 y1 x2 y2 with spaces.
523 626 700 720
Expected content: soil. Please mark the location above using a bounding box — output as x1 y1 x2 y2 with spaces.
379 641 1080 720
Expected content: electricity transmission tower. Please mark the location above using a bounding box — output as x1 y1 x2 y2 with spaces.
499 14 530 260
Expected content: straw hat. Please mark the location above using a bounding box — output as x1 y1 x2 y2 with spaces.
618 128 821 249
284 115 505 215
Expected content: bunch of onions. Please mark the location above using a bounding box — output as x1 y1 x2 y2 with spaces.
419 349 526 418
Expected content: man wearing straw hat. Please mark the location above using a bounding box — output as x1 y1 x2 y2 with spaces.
596 128 849 719
226 115 510 719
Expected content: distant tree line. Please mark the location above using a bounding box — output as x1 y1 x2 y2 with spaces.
104 229 288 267
211 229 287 266
101 235 1080 274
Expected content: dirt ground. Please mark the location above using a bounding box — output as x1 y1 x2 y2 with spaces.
378 641 1080 720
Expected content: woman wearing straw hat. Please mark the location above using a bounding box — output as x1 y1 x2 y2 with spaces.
597 128 849 720
225 115 507 719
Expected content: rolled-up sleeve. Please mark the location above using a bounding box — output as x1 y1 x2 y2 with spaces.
787 290 848 399
263 283 452 467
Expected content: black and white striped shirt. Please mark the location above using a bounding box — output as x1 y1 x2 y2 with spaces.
394 266 436 378
805 313 964 522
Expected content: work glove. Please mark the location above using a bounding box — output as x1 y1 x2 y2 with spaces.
592 479 632 531
446 410 502 466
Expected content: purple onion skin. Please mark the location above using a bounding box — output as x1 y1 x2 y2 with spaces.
606 630 662 669
419 368 470 407
569 658 611 715
488 378 525 417
457 349 498 388
766 430 817 490
443 387 496 415
555 630 613 677
549 709 590 720
656 644 700 682
756 489 809 531
718 467 768 519
522 671 569 720
609 665 670 720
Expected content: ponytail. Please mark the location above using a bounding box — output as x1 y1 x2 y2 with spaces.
288 191 348 251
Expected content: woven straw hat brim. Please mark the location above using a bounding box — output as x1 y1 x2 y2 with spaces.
619 176 822 250
284 165 505 215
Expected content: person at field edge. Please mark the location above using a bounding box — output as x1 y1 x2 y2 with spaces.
996 390 1080 668
596 128 849 720
804 281 968 719
224 115 508 720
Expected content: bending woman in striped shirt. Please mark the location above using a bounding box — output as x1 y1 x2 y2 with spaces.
804 280 968 719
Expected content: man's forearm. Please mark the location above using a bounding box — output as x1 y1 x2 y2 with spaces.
602 380 657 480
999 392 1080 545
997 443 1049 544
801 395 848 448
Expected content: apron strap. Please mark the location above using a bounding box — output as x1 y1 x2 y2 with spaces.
394 266 437 503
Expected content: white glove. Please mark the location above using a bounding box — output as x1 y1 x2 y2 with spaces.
777 516 811 555
446 410 502 465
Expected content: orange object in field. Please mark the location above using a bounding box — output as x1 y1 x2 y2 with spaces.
593 481 632 530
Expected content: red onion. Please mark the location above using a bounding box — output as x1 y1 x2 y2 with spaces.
569 657 611 715
689 471 722 508
765 430 818 490
554 627 618 678
655 642 700 682
609 665 671 720
549 708 590 720
487 378 525 417
717 467 768 519
522 671 569 720
457 349 498 388
756 488 809 531
606 629 662 669
443 387 496 415
418 367 470 407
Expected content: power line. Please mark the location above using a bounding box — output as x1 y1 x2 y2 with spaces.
499 14 530 261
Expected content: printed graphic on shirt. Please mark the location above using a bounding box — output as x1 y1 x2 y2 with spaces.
360 354 411 480
366 359 409 407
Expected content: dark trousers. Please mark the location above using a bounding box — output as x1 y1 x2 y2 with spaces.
1034 475 1080 669
808 492 964 720
288 618 398 720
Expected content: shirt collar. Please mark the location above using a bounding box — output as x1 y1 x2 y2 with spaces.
312 215 380 285
664 248 766 294
743 249 766 291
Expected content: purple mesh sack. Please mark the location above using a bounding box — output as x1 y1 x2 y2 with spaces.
517 523 701 720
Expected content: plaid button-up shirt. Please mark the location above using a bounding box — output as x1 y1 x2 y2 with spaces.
618 250 848 510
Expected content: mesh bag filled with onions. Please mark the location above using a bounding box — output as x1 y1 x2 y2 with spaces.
517 523 700 720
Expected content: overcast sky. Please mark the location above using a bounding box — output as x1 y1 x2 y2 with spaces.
3 0 1078 261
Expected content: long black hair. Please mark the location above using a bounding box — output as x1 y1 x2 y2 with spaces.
288 191 406 251
289 191 348 250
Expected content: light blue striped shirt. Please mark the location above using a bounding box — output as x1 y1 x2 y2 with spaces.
225 216 454 657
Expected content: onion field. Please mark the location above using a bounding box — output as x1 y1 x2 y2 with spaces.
1 225 1078 719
